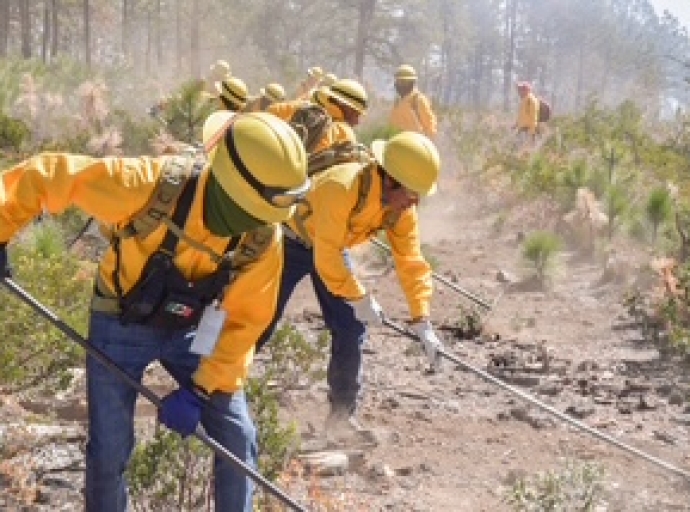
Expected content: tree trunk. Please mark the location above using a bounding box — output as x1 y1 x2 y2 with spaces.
42 0 50 62
122 0 129 58
575 45 584 110
50 0 59 58
156 0 162 66
190 0 200 78
353 0 376 80
145 6 152 73
83 0 91 68
502 0 518 111
175 0 182 72
0 0 10 57
20 0 31 58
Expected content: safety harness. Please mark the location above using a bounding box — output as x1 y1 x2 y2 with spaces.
289 103 331 155
289 161 402 247
92 153 274 328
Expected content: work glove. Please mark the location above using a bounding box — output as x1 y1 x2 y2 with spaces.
159 387 206 437
349 293 384 325
0 243 10 279
411 320 444 372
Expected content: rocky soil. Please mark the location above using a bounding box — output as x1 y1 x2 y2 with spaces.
2 159 690 511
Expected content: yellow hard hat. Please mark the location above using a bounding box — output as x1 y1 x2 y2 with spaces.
209 59 231 81
326 78 368 114
202 112 310 222
394 64 417 81
371 132 440 197
310 85 342 120
320 73 338 86
307 66 324 78
215 77 248 110
260 83 286 103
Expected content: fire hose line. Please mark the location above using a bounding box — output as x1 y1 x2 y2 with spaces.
1 277 309 512
383 317 690 481
370 237 494 310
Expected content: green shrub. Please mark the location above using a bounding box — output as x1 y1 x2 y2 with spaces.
159 80 214 144
0 112 30 151
246 374 300 484
505 459 606 512
0 220 93 391
645 187 673 244
262 323 329 389
603 184 631 239
127 429 212 512
355 122 400 146
521 231 562 284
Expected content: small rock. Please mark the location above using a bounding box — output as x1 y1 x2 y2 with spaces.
565 404 595 419
395 466 415 477
653 430 678 445
669 391 686 406
536 382 564 396
673 414 690 426
370 462 395 479
638 394 659 411
496 269 516 283
299 451 350 476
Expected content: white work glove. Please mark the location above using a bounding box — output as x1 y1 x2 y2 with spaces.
411 320 444 372
349 293 384 325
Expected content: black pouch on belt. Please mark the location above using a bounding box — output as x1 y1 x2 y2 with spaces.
119 251 231 329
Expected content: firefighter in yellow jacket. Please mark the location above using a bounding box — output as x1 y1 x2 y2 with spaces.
389 64 438 139
0 112 310 512
514 81 539 143
269 78 368 157
214 76 249 112
256 131 444 440
243 82 286 113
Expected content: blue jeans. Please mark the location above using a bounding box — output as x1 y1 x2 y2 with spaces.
257 237 367 413
84 311 257 512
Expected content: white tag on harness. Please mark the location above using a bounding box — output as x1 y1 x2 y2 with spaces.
190 301 227 356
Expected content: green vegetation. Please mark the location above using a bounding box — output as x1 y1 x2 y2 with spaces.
0 219 92 392
128 429 212 512
521 231 562 284
505 460 607 512
645 187 674 245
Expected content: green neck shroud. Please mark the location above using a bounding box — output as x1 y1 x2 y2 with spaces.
203 172 266 237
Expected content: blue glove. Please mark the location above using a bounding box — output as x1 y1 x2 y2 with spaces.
0 243 10 279
159 387 205 437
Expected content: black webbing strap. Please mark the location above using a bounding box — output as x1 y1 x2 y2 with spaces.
158 173 240 257
112 173 238 308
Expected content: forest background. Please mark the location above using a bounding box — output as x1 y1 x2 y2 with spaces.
0 0 689 120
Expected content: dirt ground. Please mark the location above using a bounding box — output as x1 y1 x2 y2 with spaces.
2 146 690 511
273 160 690 511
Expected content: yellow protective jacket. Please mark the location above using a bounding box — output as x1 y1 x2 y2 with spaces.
517 92 539 135
0 153 282 394
268 100 356 154
286 162 432 319
389 89 437 139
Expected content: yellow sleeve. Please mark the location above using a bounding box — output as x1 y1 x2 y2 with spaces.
267 101 299 122
313 121 356 154
311 179 365 300
193 230 283 393
0 152 161 242
416 93 438 138
386 207 432 319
